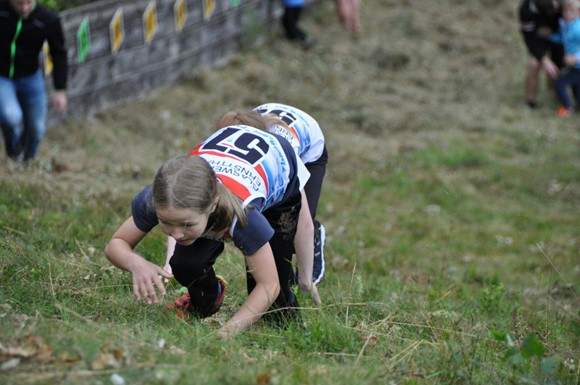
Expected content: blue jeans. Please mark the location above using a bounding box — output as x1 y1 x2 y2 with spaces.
555 67 580 109
0 70 47 160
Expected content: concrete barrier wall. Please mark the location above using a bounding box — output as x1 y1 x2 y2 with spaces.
47 0 280 126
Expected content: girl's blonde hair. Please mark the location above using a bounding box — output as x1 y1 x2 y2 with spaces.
563 0 580 9
215 110 295 140
152 155 247 228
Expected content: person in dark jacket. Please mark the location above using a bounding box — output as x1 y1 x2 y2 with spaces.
519 0 564 108
0 0 68 161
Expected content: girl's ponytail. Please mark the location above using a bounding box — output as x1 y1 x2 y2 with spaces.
214 182 248 228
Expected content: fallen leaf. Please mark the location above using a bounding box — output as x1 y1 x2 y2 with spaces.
90 352 120 370
0 335 52 362
56 350 82 364
364 335 378 346
112 348 124 361
256 371 273 385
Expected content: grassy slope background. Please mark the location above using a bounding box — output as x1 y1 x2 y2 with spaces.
1 0 579 384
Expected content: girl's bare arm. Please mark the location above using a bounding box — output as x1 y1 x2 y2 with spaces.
105 216 172 303
218 243 280 338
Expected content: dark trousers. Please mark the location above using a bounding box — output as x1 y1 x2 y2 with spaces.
282 6 307 42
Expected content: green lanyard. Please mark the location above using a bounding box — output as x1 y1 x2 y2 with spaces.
9 18 23 79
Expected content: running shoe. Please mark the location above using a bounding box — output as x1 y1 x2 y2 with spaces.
167 275 228 318
557 106 572 117
209 275 228 316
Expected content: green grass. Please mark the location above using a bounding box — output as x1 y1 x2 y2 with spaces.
1 0 579 384
3 116 577 384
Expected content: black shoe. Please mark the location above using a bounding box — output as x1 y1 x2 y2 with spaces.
300 36 316 50
8 152 24 162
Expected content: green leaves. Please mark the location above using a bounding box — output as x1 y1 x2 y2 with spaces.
491 331 562 381
520 333 545 359
540 357 558 377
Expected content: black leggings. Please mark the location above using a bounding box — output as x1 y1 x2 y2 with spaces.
170 238 224 317
304 145 328 220
247 191 301 323
169 190 302 320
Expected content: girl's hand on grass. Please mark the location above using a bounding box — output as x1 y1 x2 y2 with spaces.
309 284 321 306
299 280 321 306
217 328 234 340
131 260 173 304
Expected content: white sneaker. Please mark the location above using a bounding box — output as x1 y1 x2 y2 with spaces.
312 221 326 284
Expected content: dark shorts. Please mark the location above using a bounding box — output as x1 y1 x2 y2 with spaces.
522 33 564 68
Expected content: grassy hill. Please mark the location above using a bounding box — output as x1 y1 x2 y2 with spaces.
1 0 578 384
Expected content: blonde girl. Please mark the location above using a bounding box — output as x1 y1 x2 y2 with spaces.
105 125 314 338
